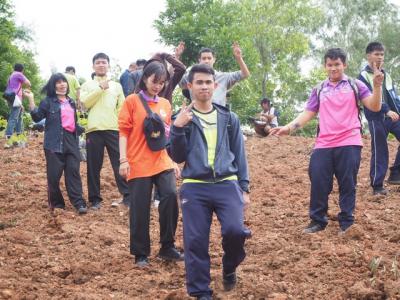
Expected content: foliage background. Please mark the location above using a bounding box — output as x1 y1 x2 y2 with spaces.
1 0 400 137
155 0 400 136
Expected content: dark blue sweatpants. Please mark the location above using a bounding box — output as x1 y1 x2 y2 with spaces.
180 180 247 297
368 117 400 188
308 146 361 231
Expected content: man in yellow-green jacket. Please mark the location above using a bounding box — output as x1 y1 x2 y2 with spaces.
81 52 129 209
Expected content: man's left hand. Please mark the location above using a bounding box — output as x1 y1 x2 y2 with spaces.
173 163 181 180
387 110 399 121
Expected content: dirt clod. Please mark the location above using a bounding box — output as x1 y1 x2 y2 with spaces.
1 135 400 299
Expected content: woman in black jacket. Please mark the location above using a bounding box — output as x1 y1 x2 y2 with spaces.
25 73 87 214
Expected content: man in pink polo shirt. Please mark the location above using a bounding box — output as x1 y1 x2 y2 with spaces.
270 48 383 234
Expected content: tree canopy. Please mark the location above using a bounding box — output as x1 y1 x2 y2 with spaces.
155 0 400 135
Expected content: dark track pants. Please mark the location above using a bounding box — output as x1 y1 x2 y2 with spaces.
128 169 178 256
86 130 129 204
180 181 247 297
45 131 86 209
309 146 361 231
368 118 400 188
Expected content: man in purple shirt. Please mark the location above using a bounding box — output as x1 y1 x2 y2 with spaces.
4 63 31 148
271 48 383 235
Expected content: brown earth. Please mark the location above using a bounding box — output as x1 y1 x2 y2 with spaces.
1 133 400 300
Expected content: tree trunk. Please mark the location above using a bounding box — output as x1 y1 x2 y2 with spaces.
262 72 268 98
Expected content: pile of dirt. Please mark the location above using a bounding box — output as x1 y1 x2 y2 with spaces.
0 134 399 299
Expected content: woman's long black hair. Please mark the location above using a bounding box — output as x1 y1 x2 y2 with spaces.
41 73 70 97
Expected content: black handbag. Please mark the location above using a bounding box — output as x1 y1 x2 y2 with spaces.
3 90 16 105
3 78 18 105
138 93 166 152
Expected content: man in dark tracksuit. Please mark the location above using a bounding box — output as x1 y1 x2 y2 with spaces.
358 42 400 195
170 64 250 300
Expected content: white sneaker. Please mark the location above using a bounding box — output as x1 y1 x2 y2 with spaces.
111 200 122 207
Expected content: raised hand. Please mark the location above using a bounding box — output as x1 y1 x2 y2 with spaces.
372 61 384 88
175 41 185 59
232 41 242 59
173 99 195 128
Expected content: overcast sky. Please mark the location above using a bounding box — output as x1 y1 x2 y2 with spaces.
13 0 171 80
13 0 400 81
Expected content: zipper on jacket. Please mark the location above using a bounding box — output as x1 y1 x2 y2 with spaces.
59 102 63 153
192 115 217 182
212 112 229 181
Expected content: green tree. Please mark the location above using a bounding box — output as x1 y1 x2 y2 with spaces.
155 0 324 126
109 57 122 82
155 0 400 136
155 0 258 121
232 0 323 124
0 0 42 119
155 0 254 71
315 0 400 79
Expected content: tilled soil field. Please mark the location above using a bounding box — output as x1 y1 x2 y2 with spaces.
1 134 400 299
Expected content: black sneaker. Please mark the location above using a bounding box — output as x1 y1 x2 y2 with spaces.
303 221 325 234
197 295 212 300
388 170 400 185
90 201 101 210
77 205 88 215
111 199 130 208
53 204 65 209
135 255 149 267
158 247 184 261
373 187 388 196
223 271 237 291
122 198 130 207
244 227 252 239
338 225 352 236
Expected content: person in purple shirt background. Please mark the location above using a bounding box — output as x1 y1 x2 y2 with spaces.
4 63 31 148
270 48 383 235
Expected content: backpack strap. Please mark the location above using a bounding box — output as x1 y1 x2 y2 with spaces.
315 81 324 106
315 81 324 136
227 111 235 151
347 77 363 134
138 93 153 116
348 77 361 106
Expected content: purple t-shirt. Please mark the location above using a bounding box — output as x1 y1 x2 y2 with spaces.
305 75 371 149
7 71 28 98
